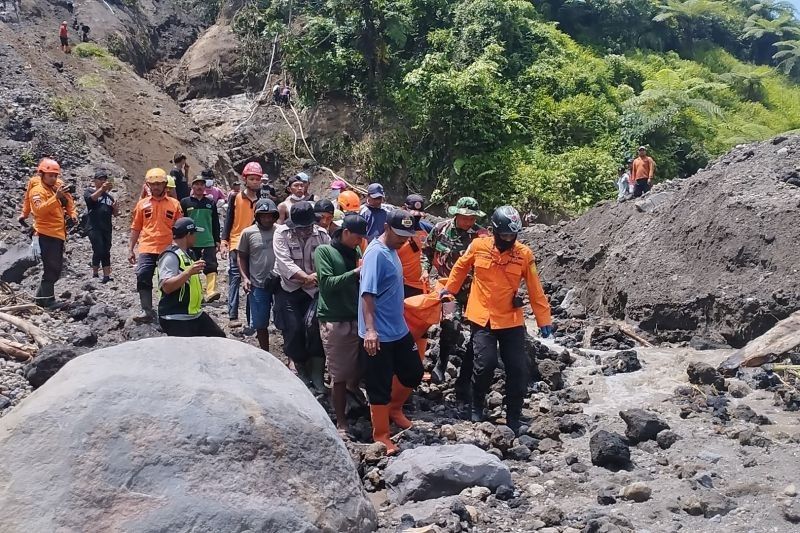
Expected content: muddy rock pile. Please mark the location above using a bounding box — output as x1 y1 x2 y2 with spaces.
524 135 800 348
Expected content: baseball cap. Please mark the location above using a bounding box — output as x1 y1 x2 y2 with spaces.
173 217 205 238
404 194 425 212
93 168 109 180
287 200 316 228
297 171 311 182
341 213 368 235
191 175 206 184
330 179 347 190
367 183 385 199
314 199 335 214
288 174 305 186
638 145 647 151
386 209 416 237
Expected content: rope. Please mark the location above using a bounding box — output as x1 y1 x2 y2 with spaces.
234 32 279 133
289 102 315 161
276 104 303 161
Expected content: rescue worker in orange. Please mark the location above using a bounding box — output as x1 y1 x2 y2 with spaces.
29 158 77 307
128 168 183 323
442 206 553 435
630 146 656 198
397 194 429 299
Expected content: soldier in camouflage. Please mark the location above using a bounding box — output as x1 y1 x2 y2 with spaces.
422 197 488 399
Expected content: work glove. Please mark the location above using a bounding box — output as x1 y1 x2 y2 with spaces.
438 288 452 301
539 325 554 338
30 236 41 261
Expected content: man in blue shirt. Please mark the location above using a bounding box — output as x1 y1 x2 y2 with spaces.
360 209 424 454
359 182 389 241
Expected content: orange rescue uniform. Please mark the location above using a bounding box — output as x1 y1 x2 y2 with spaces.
397 229 428 290
221 191 257 250
20 175 42 220
445 236 552 329
29 180 77 240
131 195 182 254
631 155 655 183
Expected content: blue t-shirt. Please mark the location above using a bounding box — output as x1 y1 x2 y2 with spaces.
358 239 409 342
359 204 388 241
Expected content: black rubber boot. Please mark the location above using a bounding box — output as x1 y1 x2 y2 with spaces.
470 396 487 423
431 353 448 384
34 281 55 308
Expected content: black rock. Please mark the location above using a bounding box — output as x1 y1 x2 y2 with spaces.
558 388 590 404
565 453 579 465
619 409 670 443
68 305 91 321
517 435 539 449
689 336 729 350
490 425 516 451
0 395 11 410
537 359 564 390
732 404 771 425
590 430 630 469
738 428 772 448
687 362 726 390
601 350 641 376
528 417 561 440
450 499 470 523
71 326 98 348
495 484 514 501
23 344 79 388
570 462 588 474
656 430 681 449
740 368 782 390
540 505 564 526
597 487 617 505
505 444 531 461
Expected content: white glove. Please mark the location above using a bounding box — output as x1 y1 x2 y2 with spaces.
30 236 41 260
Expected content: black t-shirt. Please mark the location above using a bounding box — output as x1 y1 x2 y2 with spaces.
170 167 191 200
84 187 114 232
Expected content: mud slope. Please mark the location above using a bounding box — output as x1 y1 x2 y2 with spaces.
528 135 800 347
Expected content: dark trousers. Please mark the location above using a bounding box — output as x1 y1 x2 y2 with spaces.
471 323 528 415
135 253 159 291
159 312 226 337
228 251 249 320
191 246 218 274
88 229 112 268
364 332 424 405
39 235 64 283
632 178 651 198
273 287 319 363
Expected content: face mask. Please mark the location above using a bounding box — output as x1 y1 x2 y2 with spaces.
494 234 516 252
290 194 304 201
205 179 214 188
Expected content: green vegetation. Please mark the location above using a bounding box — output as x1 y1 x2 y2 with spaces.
19 149 36 168
50 96 98 121
77 74 107 90
234 0 800 213
73 43 122 71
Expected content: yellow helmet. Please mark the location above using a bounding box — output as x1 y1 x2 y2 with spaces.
145 168 168 184
166 176 176 189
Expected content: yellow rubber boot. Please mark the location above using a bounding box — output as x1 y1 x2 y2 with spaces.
205 272 221 302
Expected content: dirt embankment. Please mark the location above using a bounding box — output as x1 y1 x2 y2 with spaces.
526 135 800 348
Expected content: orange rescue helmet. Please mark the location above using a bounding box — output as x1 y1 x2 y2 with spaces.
145 168 168 184
37 158 61 175
338 190 361 213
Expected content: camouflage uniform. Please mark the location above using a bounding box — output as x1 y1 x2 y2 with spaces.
422 197 488 396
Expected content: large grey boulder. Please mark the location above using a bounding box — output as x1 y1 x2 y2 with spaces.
0 337 376 532
384 444 512 504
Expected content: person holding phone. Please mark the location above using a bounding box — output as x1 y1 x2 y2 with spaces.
84 168 118 283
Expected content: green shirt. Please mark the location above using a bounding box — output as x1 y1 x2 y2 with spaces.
314 244 360 323
180 195 220 248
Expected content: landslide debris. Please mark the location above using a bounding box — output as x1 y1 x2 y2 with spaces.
525 135 800 347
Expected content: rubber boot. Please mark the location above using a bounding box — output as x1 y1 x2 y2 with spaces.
470 395 487 423
34 280 55 308
370 405 398 455
506 405 522 436
205 272 221 302
388 376 413 430
309 356 327 394
431 351 448 384
133 290 156 323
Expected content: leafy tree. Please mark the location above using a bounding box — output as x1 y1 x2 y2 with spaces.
773 39 800 77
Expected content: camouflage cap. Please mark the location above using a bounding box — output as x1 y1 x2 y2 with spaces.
447 196 485 218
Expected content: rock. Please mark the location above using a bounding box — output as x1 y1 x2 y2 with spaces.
597 487 617 505
732 404 771 425
656 430 681 449
681 491 737 518
620 482 652 502
564 453 579 465
539 505 564 526
727 379 752 398
0 394 10 410
71 326 97 348
570 462 588 474
784 484 797 497
528 417 561 440
389 495 461 524
0 244 37 284
738 428 772 448
384 444 512 504
697 450 723 463
487 390 503 408
527 483 546 497
459 486 491 501
784 501 800 523
590 430 630 469
687 362 726 390
537 359 564 390
495 484 514 501
440 424 457 441
692 471 714 489
490 425 516 451
601 350 641 376
506 444 531 461
538 438 560 453
689 336 729 350
0 338 377 532
619 409 670 443
364 442 387 464
559 288 586 318
559 388 590 403
23 344 79 388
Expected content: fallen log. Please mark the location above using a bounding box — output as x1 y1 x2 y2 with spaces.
582 326 595 349
615 321 653 348
0 339 33 362
719 310 800 375
0 311 51 347
0 304 38 314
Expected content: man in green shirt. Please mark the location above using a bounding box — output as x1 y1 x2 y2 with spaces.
180 176 221 302
314 213 368 438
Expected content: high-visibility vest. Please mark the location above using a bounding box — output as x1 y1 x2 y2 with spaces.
157 245 203 317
